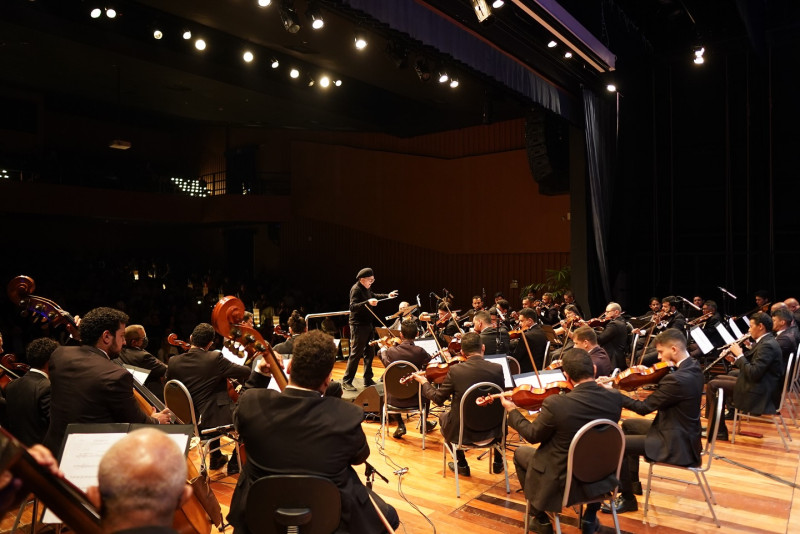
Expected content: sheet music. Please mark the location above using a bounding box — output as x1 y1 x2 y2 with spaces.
728 318 745 338
513 369 567 388
121 364 151 385
715 323 736 344
485 355 514 388
690 326 715 354
414 338 440 355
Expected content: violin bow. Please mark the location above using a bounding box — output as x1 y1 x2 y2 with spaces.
441 301 465 335
520 330 543 389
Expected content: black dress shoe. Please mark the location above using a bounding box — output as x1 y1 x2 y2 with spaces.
363 378 376 387
393 426 407 439
601 495 638 514
631 481 643 495
208 455 228 471
724 409 735 420
423 420 437 433
492 462 505 474
226 461 240 476
342 382 356 392
580 517 600 534
447 461 471 477
528 516 554 534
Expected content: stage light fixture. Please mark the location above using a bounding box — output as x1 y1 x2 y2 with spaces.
307 76 315 87
271 57 280 68
183 30 192 39
693 46 705 65
414 58 431 82
320 76 330 88
547 40 557 48
195 39 206 51
334 79 342 87
90 8 102 18
258 0 271 6
492 0 505 8
105 8 117 18
606 84 616 92
438 71 449 83
243 51 254 62
153 29 163 39
450 78 459 88
306 2 324 30
564 51 573 59
470 0 492 23
290 68 300 78
354 32 368 50
279 1 300 33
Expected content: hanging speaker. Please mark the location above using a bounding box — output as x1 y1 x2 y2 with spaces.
525 108 570 195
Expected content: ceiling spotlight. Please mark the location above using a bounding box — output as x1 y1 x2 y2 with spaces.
258 0 272 6
470 0 493 24
153 29 163 39
279 1 300 33
183 30 192 40
693 46 705 65
414 58 431 82
492 0 505 7
289 68 300 78
438 71 449 83
606 84 617 92
547 40 557 48
243 51 254 62
307 77 315 87
694 56 705 65
105 8 117 18
320 76 330 88
270 57 280 68
354 32 368 50
90 8 102 18
306 2 324 30
334 79 342 87
195 39 206 51
564 51 573 59
450 78 459 88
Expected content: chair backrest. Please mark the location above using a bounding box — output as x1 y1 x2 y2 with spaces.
163 379 200 437
246 475 341 534
383 360 420 402
563 419 624 508
775 352 795 412
458 381 505 446
506 356 521 376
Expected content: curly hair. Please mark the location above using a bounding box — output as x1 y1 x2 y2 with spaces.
190 323 215 347
79 307 129 346
290 330 336 390
26 337 59 369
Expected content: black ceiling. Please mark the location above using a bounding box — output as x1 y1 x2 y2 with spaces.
0 0 770 137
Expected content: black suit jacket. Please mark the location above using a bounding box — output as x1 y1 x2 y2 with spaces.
509 381 624 512
381 340 431 408
44 345 157 454
598 319 629 369
588 346 613 377
5 370 51 446
272 336 298 355
421 356 505 444
621 357 703 467
229 373 389 533
512 325 549 373
733 334 784 415
480 326 510 356
166 348 250 430
119 346 167 400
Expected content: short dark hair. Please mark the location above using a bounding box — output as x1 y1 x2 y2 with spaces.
755 290 769 300
288 313 306 334
437 302 449 312
704 300 718 311
564 304 579 316
771 307 793 325
496 299 510 312
26 337 58 369
649 297 660 305
751 312 772 331
290 330 335 389
472 295 482 301
562 349 594 381
563 290 574 298
460 332 482 355
518 308 537 321
662 296 676 306
79 307 129 347
573 326 597 344
190 323 215 347
654 328 687 351
400 320 417 340
473 310 491 324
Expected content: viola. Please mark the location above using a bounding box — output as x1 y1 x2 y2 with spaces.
476 381 573 411
606 361 674 391
7 275 80 340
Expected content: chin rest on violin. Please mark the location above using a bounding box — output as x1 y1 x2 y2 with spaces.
598 361 675 391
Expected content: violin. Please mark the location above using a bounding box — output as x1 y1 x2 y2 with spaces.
369 335 402 350
435 311 454 328
273 325 291 339
399 356 466 385
545 359 563 370
475 381 573 411
7 276 80 340
687 311 714 327
167 333 192 351
0 354 27 391
602 361 675 391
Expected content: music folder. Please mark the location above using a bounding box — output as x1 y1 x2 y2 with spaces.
715 323 736 345
728 318 746 338
484 354 515 389
689 326 715 354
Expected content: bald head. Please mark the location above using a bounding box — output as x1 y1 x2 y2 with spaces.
785 298 799 312
93 428 189 530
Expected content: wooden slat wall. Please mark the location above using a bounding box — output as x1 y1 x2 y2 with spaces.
279 217 569 308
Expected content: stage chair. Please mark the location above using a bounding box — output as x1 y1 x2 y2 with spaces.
381 360 427 450
246 475 340 534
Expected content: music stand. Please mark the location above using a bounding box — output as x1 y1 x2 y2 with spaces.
374 327 402 339
728 318 746 338
540 325 559 345
715 323 736 345
689 326 716 355
484 354 515 389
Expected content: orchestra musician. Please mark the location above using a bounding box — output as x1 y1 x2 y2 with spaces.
501 349 623 534
602 328 703 515
4 338 58 446
43 307 172 454
120 324 167 401
537 293 560 326
511 308 549 373
473 310 510 356
572 326 613 378
166 322 250 475
687 300 724 360
472 295 486 313
86 428 192 534
638 297 686 367
273 312 305 355
387 301 414 331
562 290 584 319
596 303 629 370
641 297 661 319
687 295 705 319
754 290 771 312
704 312 783 442
493 299 514 331
229 330 399 533
413 332 505 477
784 297 800 326
343 268 398 392
771 307 798 366
380 320 437 438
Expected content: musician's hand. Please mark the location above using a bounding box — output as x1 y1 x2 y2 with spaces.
742 339 753 350
499 395 517 412
412 373 428 384
256 357 271 375
368 298 378 306
730 342 743 357
28 445 63 478
154 408 172 425
389 290 399 298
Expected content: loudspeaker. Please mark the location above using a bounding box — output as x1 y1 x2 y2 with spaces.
525 108 569 195
354 383 384 413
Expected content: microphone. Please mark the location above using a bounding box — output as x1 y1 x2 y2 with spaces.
365 462 388 484
677 295 701 311
443 288 454 299
200 424 235 435
416 294 422 308
718 286 738 299
431 292 442 300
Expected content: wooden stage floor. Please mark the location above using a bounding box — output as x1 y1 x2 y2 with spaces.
4 357 800 533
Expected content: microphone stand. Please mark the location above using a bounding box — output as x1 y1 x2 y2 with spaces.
718 286 737 319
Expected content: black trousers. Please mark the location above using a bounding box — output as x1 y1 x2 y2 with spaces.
619 418 650 498
343 323 374 384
